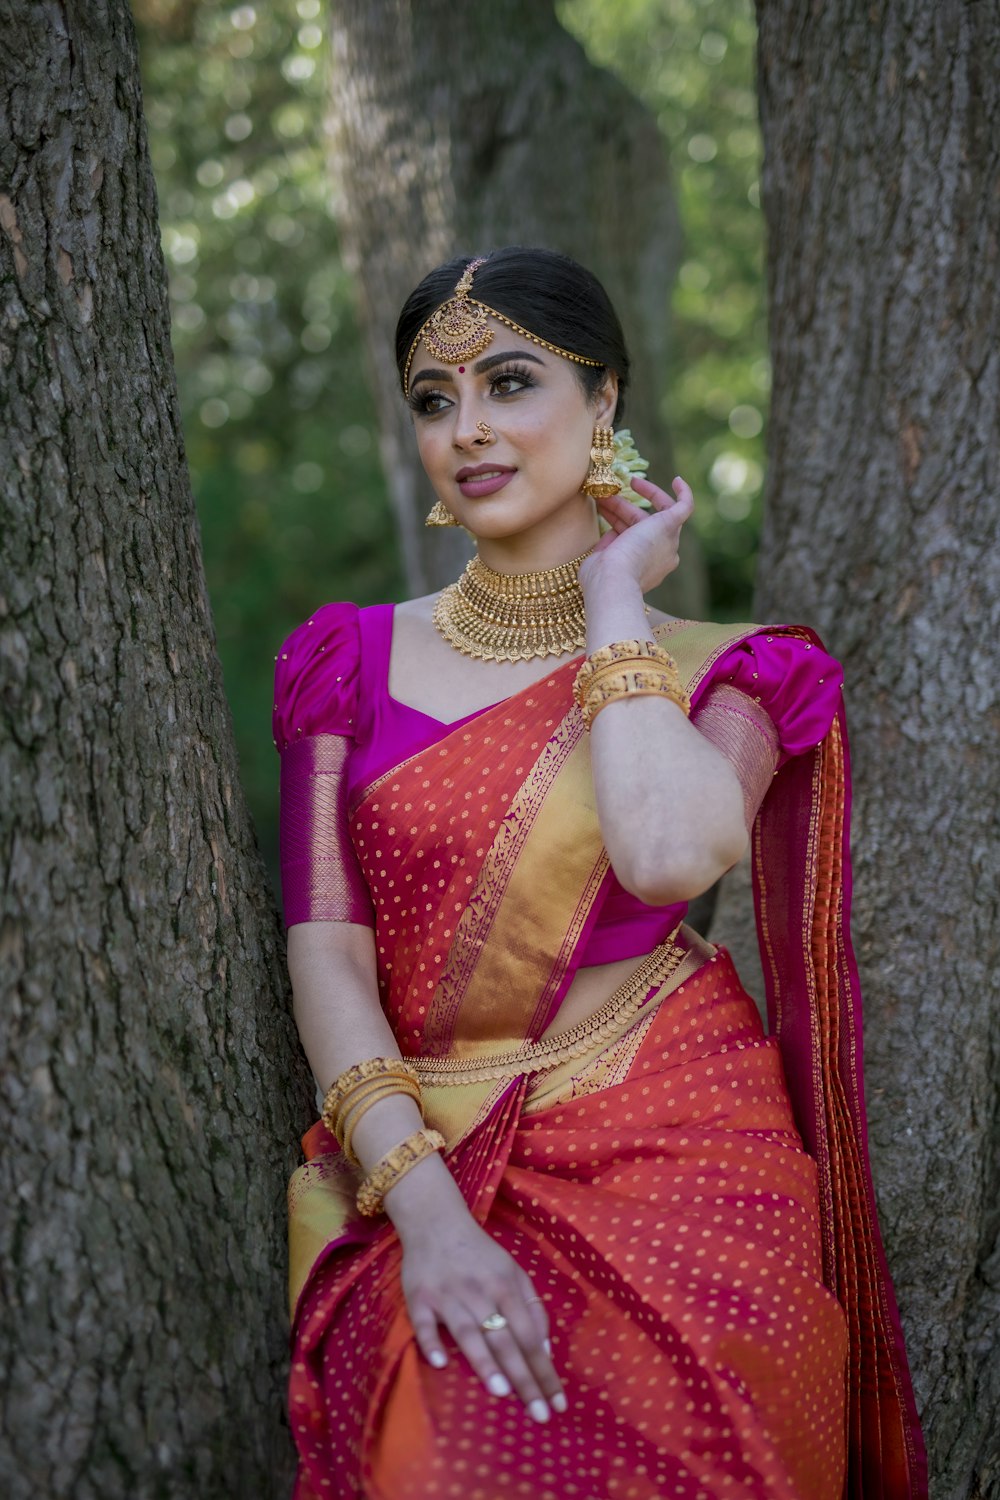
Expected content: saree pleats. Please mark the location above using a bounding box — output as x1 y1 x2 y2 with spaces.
290 952 847 1500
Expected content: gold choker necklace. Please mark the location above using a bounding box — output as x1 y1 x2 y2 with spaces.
433 548 593 662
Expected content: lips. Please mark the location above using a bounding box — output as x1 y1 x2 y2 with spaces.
455 463 516 499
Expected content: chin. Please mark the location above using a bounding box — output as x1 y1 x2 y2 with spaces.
465 494 591 538
453 502 534 537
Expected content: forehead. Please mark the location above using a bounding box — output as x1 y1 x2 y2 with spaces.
416 317 540 364
410 317 574 385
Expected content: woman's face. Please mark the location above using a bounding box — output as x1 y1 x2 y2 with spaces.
406 320 617 546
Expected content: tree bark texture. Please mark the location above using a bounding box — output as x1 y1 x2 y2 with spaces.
327 0 705 614
752 3 1000 1494
0 5 313 1495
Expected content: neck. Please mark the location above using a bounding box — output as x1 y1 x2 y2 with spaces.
474 506 601 576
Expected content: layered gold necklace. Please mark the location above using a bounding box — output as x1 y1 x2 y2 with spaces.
433 547 593 662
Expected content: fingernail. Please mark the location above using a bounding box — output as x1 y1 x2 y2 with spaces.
552 1392 568 1414
488 1373 511 1397
529 1399 550 1423
543 1338 552 1356
428 1350 447 1369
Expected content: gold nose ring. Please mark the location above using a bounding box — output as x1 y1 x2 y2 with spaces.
477 421 494 441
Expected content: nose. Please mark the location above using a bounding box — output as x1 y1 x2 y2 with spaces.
451 400 492 451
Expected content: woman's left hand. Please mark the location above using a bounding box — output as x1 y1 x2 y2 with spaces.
578 475 694 596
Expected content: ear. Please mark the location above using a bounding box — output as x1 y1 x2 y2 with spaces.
592 373 618 427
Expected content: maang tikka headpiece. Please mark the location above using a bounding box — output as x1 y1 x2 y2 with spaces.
403 256 605 395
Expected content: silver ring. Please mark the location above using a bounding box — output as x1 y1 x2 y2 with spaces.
480 1312 508 1333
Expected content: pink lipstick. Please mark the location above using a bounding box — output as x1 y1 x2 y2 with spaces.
455 464 516 499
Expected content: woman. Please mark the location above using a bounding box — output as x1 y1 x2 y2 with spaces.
274 247 926 1499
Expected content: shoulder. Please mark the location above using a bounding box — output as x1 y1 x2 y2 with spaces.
272 601 365 751
385 592 442 663
391 592 438 631
662 620 844 757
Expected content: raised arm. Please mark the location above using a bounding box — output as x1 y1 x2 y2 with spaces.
578 476 749 906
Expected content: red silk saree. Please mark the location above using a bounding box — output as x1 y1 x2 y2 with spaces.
285 622 926 1500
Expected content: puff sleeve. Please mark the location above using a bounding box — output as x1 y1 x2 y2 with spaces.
272 602 374 929
691 631 843 829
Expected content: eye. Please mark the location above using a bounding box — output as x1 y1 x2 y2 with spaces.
490 365 535 397
408 386 451 416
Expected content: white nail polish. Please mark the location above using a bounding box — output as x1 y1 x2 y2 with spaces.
551 1392 568 1414
428 1350 447 1369
529 1399 550 1423
543 1338 552 1356
488 1373 511 1397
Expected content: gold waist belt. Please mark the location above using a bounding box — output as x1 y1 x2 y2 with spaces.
406 933 686 1087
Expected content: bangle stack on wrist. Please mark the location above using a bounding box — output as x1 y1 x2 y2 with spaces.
321 1057 422 1165
574 638 690 730
321 1057 446 1216
356 1128 447 1217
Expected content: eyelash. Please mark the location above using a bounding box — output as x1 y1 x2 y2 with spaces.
407 364 537 416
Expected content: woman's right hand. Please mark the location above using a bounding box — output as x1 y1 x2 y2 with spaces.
398 1206 567 1422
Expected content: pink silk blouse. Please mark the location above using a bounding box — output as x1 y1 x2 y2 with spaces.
273 602 843 966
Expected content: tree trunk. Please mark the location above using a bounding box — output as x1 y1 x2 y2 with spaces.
0 4 312 1495
751 3 1000 1494
327 0 705 615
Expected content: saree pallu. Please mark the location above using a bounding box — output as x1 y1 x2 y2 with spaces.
287 623 927 1500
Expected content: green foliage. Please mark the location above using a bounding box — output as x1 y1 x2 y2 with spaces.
136 0 401 875
560 0 766 613
138 0 764 880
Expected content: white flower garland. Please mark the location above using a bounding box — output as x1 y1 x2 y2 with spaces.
595 429 654 532
610 428 653 506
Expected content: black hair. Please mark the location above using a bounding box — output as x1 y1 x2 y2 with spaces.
395 246 629 423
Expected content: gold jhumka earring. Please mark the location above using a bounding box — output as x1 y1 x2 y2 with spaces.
582 426 622 500
424 499 459 527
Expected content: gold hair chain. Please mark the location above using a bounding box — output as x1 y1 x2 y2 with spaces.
403 257 604 395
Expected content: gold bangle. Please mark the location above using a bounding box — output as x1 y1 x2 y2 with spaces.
580 659 675 699
582 637 671 671
356 1128 446 1217
582 668 691 730
340 1079 423 1165
584 683 672 730
574 639 676 702
334 1074 421 1136
581 678 692 729
321 1057 419 1136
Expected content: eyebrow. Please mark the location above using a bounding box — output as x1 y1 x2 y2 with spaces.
408 349 547 388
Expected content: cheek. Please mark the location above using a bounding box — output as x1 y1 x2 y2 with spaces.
415 426 448 472
518 405 592 461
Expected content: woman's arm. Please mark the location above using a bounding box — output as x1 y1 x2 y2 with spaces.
288 921 566 1420
578 476 748 907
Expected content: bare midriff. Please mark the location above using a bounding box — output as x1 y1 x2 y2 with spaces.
536 954 649 1042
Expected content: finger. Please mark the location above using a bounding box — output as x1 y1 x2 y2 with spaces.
627 474 675 511
668 474 695 518
500 1294 566 1415
631 474 693 519
409 1304 449 1370
476 1317 553 1420
444 1306 520 1404
598 492 647 526
511 1270 550 1344
524 1291 550 1345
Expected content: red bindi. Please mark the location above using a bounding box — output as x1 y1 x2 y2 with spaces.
458 365 465 373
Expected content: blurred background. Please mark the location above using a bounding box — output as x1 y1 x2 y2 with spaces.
134 0 766 887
